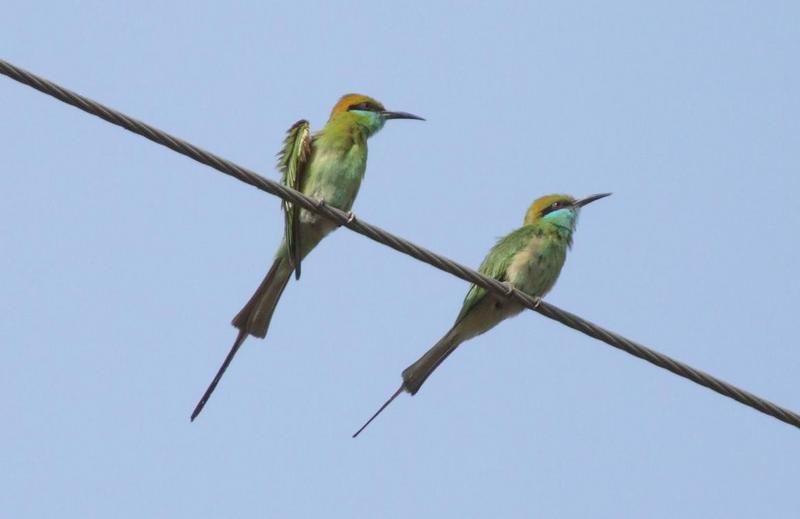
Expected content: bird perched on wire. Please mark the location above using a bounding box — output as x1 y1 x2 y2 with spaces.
191 94 424 420
353 192 610 437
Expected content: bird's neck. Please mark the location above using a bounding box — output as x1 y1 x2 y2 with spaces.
325 111 384 138
541 208 577 231
312 117 371 181
536 210 577 247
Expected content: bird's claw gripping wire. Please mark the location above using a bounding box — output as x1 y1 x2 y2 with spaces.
501 283 541 308
312 196 356 227
313 198 355 226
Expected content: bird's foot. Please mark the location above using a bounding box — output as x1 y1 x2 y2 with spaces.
314 197 327 209
344 211 357 225
531 296 543 308
502 281 515 297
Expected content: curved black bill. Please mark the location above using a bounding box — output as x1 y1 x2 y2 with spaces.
576 192 612 207
380 110 425 121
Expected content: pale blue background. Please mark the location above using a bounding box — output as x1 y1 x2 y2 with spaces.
2 2 799 517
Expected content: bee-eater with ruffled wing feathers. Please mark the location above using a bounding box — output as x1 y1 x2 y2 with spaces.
353 193 611 437
191 94 424 420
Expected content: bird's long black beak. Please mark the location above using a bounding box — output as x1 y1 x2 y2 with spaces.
380 110 425 121
575 192 612 207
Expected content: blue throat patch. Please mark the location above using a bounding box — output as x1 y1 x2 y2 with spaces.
350 110 385 135
541 207 578 232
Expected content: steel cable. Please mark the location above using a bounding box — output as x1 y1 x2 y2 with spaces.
2 58 798 430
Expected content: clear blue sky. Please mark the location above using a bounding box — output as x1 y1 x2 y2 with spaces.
2 2 799 517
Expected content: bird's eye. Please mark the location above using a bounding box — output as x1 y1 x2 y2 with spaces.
350 102 373 111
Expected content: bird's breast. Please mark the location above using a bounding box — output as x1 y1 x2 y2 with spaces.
303 144 366 209
506 241 566 297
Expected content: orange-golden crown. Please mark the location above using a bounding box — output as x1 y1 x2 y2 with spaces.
329 94 385 119
524 194 576 225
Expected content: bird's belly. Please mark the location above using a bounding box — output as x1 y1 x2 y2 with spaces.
300 165 364 223
307 181 360 211
295 165 364 247
303 147 366 211
506 246 564 297
298 180 359 237
456 295 525 343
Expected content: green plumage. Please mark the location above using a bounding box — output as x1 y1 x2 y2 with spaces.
353 192 610 437
278 120 311 280
457 226 547 322
405 218 571 395
191 94 423 421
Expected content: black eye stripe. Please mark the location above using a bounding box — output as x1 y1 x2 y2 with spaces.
349 102 377 112
540 200 572 216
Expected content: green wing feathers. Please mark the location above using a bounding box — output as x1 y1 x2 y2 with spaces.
455 226 537 323
277 120 312 280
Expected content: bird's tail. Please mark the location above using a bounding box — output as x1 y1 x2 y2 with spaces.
190 255 292 421
401 326 462 396
231 255 293 338
352 327 462 437
190 328 248 421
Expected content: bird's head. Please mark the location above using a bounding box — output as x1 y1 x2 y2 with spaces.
524 193 611 230
329 94 424 136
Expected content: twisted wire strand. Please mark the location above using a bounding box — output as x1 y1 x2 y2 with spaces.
2 58 798 429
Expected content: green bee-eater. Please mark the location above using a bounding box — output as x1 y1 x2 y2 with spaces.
191 94 423 420
353 192 611 436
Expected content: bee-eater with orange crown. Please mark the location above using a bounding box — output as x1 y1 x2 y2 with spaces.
191 94 423 420
353 193 610 437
